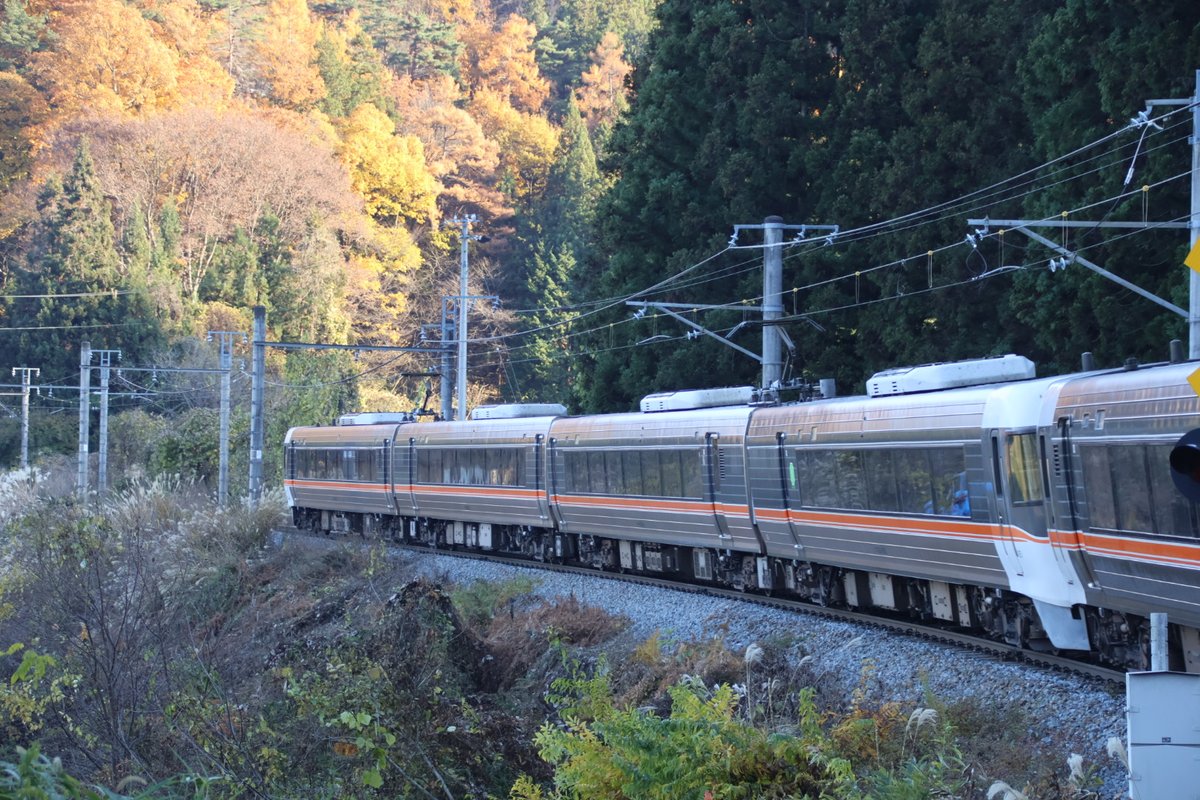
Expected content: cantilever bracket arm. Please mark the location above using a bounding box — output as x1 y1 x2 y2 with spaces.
1013 227 1187 319
626 301 763 363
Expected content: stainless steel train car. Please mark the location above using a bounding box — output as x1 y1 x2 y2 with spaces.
283 356 1200 672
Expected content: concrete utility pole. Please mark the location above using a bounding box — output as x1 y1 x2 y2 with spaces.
92 349 120 497
762 216 785 389
209 330 246 507
76 341 91 500
1190 69 1200 357
12 367 38 470
440 298 453 420
446 215 485 420
725 218 839 390
249 306 266 507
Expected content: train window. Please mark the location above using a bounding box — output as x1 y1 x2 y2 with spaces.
585 452 605 492
834 451 867 510
660 451 683 497
429 450 442 484
796 450 837 508
1149 444 1198 537
343 450 357 481
682 451 703 499
564 451 585 493
928 449 965 515
1005 433 1044 504
1079 446 1116 528
622 450 643 495
863 450 898 512
641 451 662 495
488 449 511 486
604 453 624 496
1110 446 1154 533
894 450 933 514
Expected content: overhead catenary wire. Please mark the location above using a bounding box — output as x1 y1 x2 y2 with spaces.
470 109 1191 346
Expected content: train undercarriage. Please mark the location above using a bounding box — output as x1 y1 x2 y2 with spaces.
292 506 1199 674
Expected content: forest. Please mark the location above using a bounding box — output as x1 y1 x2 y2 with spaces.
1 2 1198 796
0 0 1197 439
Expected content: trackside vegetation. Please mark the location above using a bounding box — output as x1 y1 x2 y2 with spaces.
0 467 1116 799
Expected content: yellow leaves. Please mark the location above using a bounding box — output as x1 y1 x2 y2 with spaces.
256 0 325 110
338 103 440 226
469 88 558 201
32 0 181 117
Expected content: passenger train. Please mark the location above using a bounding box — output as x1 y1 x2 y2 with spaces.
284 354 1200 673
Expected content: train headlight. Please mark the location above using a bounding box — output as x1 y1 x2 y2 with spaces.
1169 429 1200 501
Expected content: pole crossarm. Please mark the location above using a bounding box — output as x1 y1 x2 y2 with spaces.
1012 226 1187 318
628 301 763 363
626 300 766 312
731 222 840 245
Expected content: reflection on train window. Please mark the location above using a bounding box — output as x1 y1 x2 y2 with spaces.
293 447 382 483
1080 444 1198 537
1005 433 1044 504
562 449 703 499
794 447 967 516
415 448 524 486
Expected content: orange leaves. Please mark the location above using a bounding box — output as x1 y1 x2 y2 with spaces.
461 14 549 113
576 32 632 134
255 0 325 110
32 0 180 116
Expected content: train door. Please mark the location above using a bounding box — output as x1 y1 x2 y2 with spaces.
1049 418 1100 586
382 437 395 513
775 432 807 556
404 438 419 514
547 437 563 529
535 434 551 524
991 429 1053 575
705 433 733 543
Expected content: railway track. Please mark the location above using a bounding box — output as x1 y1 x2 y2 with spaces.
275 526 1126 685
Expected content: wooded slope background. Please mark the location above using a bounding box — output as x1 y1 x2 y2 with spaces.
1 0 1199 425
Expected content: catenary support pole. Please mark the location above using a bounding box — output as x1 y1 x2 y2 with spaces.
762 216 785 390
13 367 38 470
1190 70 1200 358
249 306 266 507
77 341 91 500
97 356 110 496
209 330 242 506
440 299 452 421
455 216 474 420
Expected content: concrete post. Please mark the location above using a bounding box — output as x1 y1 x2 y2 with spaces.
762 216 785 389
1190 70 1200 358
13 367 38 470
77 341 91 500
97 359 110 496
249 306 266 507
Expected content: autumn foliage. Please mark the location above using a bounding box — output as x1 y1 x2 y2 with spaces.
0 0 635 397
